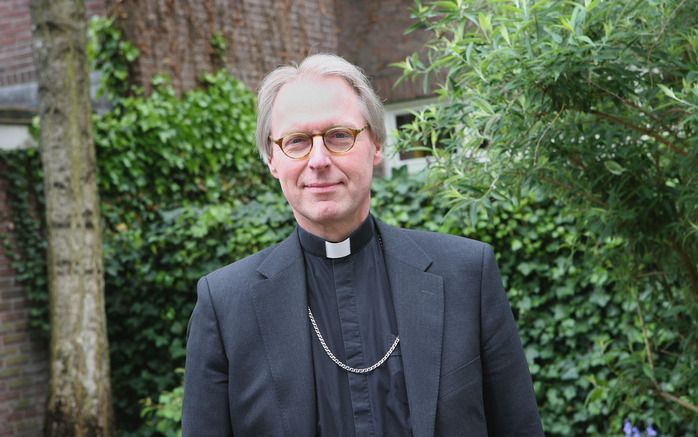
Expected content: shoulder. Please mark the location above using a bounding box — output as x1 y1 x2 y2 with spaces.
379 220 492 267
198 242 278 296
401 227 488 251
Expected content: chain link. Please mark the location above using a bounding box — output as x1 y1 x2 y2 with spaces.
308 307 399 374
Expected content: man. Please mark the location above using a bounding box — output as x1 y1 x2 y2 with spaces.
183 53 543 436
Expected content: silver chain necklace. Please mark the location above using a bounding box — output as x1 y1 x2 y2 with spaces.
308 306 400 374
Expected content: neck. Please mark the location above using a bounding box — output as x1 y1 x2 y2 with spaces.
295 210 370 242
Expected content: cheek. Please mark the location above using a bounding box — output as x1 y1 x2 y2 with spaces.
275 164 303 189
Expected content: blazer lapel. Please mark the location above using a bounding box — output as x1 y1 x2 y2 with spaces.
251 232 316 436
378 221 444 437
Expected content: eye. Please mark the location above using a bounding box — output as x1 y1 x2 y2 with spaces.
327 129 352 140
286 134 307 145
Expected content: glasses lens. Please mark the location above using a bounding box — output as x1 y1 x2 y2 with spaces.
282 133 312 158
324 128 356 152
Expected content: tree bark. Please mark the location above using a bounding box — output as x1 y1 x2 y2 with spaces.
29 0 114 435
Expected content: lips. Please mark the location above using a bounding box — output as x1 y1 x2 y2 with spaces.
306 182 338 188
304 181 341 193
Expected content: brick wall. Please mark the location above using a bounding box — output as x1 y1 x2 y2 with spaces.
104 0 431 100
0 0 105 87
1 0 430 99
336 0 434 103
0 161 48 437
106 0 339 95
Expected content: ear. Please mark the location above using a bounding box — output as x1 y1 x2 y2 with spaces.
372 140 383 167
267 150 280 179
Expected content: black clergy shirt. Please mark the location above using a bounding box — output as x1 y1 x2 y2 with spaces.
298 215 413 437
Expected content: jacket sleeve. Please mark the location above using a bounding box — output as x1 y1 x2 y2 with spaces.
182 277 234 437
480 244 544 436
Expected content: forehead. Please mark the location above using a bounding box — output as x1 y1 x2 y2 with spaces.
270 75 363 135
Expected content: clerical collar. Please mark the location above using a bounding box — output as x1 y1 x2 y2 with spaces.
298 215 375 259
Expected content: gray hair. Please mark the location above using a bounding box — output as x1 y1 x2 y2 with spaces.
256 53 386 162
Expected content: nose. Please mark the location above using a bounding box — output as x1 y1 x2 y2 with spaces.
307 135 331 169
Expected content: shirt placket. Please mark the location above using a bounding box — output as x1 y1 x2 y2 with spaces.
333 257 375 437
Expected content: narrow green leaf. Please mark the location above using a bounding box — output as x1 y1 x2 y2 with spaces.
433 1 458 12
604 160 626 175
658 84 677 100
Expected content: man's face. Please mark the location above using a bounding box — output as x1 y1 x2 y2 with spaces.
267 75 382 240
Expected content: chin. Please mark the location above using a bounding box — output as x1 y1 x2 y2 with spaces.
297 205 347 226
309 209 343 224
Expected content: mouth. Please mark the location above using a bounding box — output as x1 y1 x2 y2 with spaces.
304 182 341 193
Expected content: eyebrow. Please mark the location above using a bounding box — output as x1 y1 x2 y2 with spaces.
278 122 356 136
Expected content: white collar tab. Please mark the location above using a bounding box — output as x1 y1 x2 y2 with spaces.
325 238 351 259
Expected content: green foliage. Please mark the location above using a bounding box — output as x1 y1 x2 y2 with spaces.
140 370 184 437
398 0 698 271
210 31 227 66
88 16 139 101
375 169 695 435
95 69 267 212
0 149 48 336
94 68 275 433
397 0 697 433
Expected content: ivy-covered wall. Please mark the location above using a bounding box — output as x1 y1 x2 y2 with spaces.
0 158 48 436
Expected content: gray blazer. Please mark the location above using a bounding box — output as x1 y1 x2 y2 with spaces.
182 220 543 436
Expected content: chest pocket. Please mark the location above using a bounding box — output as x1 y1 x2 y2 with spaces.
439 355 482 399
435 355 487 436
435 356 487 437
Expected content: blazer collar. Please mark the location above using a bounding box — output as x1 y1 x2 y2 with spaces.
377 220 444 437
253 222 444 437
252 232 316 436
255 230 301 279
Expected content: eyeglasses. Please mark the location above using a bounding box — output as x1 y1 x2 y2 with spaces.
269 125 368 160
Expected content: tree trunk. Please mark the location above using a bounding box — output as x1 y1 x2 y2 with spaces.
29 0 114 435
